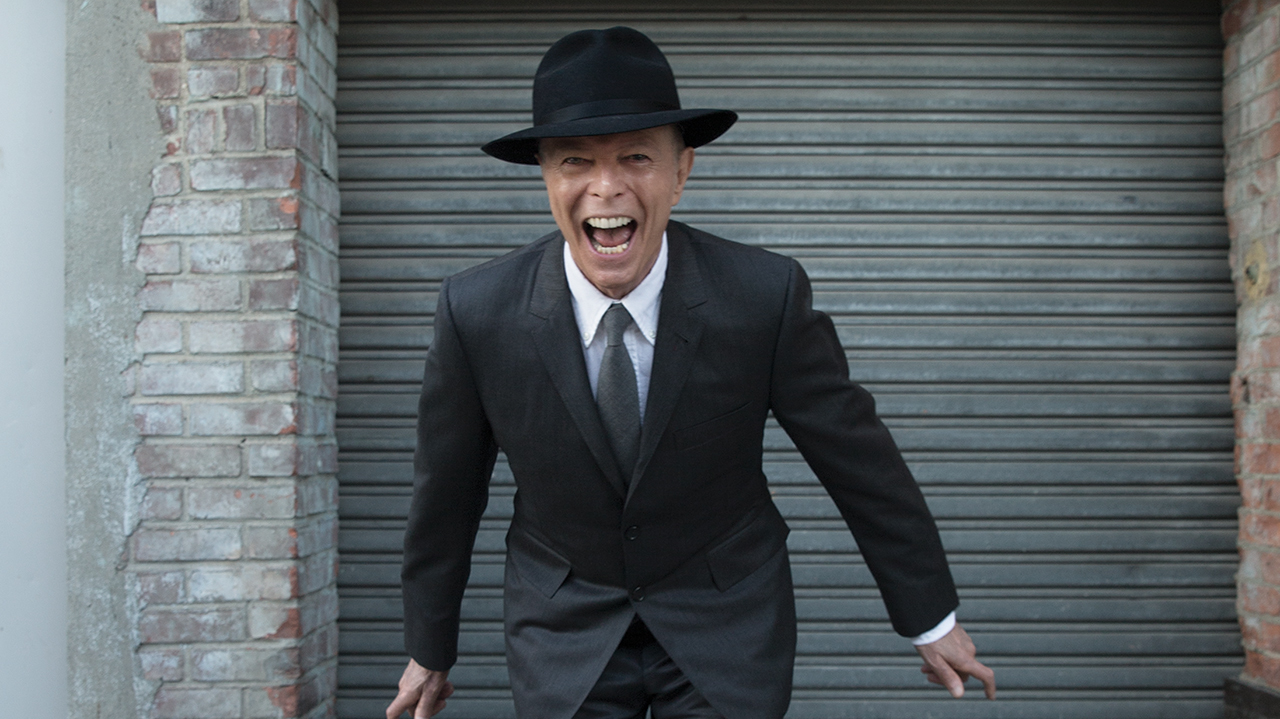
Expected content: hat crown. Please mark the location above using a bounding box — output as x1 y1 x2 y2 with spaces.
532 27 681 126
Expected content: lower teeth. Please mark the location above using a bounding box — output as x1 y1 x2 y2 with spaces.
594 240 628 255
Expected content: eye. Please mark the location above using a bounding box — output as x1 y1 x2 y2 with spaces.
627 153 651 162
562 156 585 166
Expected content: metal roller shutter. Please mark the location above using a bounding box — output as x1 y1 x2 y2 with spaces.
335 2 1238 716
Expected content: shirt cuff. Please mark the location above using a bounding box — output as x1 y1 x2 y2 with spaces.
910 611 956 646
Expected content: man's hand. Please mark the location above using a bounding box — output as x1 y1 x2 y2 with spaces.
914 624 996 699
386 659 454 719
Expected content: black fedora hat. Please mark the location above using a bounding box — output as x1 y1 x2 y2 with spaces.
481 26 738 165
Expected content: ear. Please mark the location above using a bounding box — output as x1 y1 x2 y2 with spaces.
671 146 696 206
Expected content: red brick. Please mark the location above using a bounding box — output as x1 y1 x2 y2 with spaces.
137 242 181 275
246 196 300 231
251 359 299 392
1246 649 1280 689
189 320 297 353
243 525 301 558
1241 405 1280 438
185 107 216 155
247 442 301 477
187 65 239 98
140 485 184 519
1249 370 1280 403
265 63 297 95
137 570 184 605
138 279 241 311
246 64 267 95
190 157 300 190
150 67 181 99
139 361 244 395
1242 15 1280 67
1241 509 1280 545
138 647 183 682
133 527 242 561
266 99 299 149
156 0 239 23
1261 124 1280 161
134 403 185 436
188 401 297 436
250 0 297 22
188 484 300 519
136 443 241 478
136 317 183 354
190 239 297 273
151 686 241 719
157 104 179 134
198 565 300 605
185 27 297 61
251 277 300 311
141 31 182 63
1245 580 1280 617
152 163 182 197
1241 336 1280 371
249 603 301 639
1241 543 1280 583
142 198 242 236
189 564 298 603
1246 615 1280 655
1224 0 1256 40
191 646 301 682
297 242 338 287
223 103 256 151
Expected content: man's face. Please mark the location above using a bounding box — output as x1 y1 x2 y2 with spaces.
538 125 696 299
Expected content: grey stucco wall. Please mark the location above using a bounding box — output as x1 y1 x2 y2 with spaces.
64 1 159 716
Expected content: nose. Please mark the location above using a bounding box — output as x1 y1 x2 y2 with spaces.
588 160 624 199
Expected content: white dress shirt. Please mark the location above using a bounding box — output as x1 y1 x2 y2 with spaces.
562 233 955 645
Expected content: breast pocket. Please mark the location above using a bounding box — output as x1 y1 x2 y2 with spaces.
675 402 753 452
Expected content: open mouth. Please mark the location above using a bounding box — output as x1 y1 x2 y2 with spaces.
583 216 637 256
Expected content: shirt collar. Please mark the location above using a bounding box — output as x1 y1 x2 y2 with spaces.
563 232 666 347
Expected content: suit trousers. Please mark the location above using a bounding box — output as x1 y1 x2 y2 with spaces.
573 619 726 719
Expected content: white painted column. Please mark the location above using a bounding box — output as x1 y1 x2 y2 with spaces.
0 0 67 715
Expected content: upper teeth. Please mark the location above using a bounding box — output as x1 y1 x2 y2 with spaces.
586 217 631 229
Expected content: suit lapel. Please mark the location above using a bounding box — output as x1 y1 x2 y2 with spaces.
527 236 628 496
628 223 708 503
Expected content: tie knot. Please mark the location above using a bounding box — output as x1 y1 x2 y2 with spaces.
602 303 632 347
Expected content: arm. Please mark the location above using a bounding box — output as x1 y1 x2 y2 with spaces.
768 260 994 696
396 277 498 700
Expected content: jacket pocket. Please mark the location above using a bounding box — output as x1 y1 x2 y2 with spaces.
706 502 790 592
675 402 752 451
507 528 572 599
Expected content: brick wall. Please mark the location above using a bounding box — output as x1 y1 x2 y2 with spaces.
1226 0 1280 707
131 1 340 716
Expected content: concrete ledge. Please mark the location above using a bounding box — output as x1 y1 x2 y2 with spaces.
1227 677 1280 719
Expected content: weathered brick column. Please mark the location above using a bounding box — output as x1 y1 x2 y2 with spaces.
130 1 339 716
1226 1 1280 716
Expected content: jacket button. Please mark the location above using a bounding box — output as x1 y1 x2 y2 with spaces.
624 525 640 540
630 586 645 601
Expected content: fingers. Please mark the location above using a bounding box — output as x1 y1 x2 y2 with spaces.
926 654 967 698
914 624 996 700
386 686 420 719
417 681 454 718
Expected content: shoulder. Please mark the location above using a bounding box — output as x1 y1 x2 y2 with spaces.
439 230 558 312
669 221 798 307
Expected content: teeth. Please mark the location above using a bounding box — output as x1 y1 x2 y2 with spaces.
592 240 629 255
585 217 632 229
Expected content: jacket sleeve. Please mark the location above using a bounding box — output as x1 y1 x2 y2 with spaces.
402 276 498 670
767 259 958 637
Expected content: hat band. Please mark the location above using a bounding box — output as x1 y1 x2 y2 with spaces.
538 98 681 127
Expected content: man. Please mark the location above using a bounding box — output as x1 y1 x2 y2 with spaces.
388 26 995 719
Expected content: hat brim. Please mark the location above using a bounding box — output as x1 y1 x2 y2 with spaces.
481 108 738 165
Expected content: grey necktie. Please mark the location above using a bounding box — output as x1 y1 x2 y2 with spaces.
596 303 641 485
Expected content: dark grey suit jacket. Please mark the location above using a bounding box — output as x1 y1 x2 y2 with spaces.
402 221 958 719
